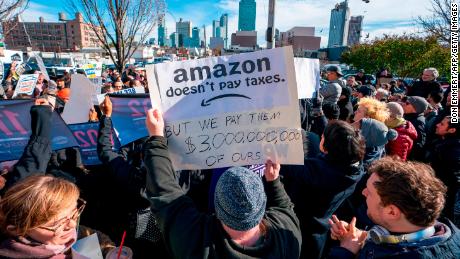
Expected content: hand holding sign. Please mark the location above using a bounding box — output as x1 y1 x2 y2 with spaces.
35 98 50 106
100 96 112 117
146 109 164 137
264 159 280 182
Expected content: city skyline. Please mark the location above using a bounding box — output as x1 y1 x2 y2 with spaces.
22 0 434 48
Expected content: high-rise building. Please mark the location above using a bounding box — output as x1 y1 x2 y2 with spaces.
327 0 350 48
220 14 228 47
1 12 102 52
238 0 256 31
170 32 177 48
212 20 220 38
158 16 167 47
176 18 191 47
347 15 363 46
191 27 201 48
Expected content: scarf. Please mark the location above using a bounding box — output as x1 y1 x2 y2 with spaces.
386 117 406 129
0 229 77 259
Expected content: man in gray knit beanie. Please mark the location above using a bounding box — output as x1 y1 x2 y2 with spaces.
143 108 302 258
215 167 267 231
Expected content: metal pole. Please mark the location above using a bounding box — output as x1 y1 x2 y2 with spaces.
203 24 207 57
266 0 276 49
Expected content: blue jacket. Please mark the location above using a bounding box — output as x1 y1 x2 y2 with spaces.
328 218 460 259
281 154 364 259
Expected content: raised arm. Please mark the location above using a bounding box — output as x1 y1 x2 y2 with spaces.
7 99 53 188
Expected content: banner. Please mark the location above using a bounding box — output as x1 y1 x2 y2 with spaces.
94 86 145 105
109 94 151 146
0 100 79 162
68 122 120 165
294 58 320 99
12 74 39 98
61 74 94 124
148 46 303 170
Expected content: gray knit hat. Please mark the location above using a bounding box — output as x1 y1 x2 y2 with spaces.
360 118 398 147
214 167 266 231
387 102 404 118
407 96 429 114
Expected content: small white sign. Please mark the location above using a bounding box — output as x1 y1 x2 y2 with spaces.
12 74 39 98
294 57 320 99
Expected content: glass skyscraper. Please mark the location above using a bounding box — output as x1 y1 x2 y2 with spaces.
158 16 167 47
327 0 350 47
238 0 256 31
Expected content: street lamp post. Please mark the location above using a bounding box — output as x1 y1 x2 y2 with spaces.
266 0 276 49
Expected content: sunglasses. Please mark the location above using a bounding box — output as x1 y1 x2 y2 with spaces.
38 198 86 236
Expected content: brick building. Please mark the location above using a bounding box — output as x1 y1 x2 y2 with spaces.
2 13 102 52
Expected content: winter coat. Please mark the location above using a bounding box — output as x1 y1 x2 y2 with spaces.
280 154 364 259
327 218 460 259
386 121 418 161
430 136 460 219
404 113 426 161
407 80 442 98
5 105 53 190
320 80 342 104
143 136 302 259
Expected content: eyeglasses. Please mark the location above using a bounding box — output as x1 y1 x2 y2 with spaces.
38 198 86 236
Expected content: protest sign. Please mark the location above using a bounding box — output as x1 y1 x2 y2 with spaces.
294 58 320 99
71 233 103 259
68 122 120 165
0 99 79 162
34 52 50 81
89 77 103 94
109 94 151 146
82 64 97 79
61 74 94 124
11 74 39 98
94 86 145 105
149 46 303 170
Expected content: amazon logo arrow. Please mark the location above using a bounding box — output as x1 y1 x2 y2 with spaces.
201 94 252 106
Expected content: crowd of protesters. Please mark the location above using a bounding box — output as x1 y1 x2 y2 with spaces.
0 59 459 259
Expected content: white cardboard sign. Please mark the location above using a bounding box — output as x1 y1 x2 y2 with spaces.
61 74 94 124
294 57 320 99
149 46 304 170
34 52 50 81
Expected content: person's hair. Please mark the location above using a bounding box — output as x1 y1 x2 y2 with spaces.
368 157 447 227
0 175 80 236
347 76 355 80
101 85 113 94
424 67 439 79
323 120 365 166
357 97 390 122
429 92 443 104
445 116 460 138
376 88 389 100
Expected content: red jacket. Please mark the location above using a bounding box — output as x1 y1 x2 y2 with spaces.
386 121 418 161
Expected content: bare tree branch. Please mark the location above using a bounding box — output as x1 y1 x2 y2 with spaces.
68 0 165 72
0 0 28 21
416 0 455 46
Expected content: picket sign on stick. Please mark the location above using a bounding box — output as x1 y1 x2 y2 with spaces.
148 46 304 170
